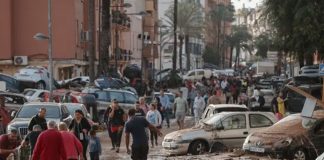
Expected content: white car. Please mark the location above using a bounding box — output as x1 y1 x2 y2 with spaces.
58 76 90 86
183 69 213 81
201 104 248 120
23 89 50 102
162 112 277 155
14 66 50 90
317 152 324 160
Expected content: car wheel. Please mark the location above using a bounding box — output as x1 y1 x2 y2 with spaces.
210 142 227 153
189 140 208 155
36 81 46 90
293 148 307 160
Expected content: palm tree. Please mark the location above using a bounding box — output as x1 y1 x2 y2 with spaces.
206 3 234 68
227 25 252 70
163 0 203 71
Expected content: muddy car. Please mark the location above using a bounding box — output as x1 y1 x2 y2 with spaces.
243 110 324 160
162 112 276 155
200 104 248 120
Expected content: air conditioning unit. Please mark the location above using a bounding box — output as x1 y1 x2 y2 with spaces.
14 56 28 65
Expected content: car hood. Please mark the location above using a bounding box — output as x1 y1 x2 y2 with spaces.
164 126 209 141
8 118 60 128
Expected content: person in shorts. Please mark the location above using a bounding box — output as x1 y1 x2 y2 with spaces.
173 91 189 130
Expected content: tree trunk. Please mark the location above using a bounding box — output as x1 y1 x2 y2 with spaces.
222 20 226 69
88 0 95 84
234 45 240 71
185 34 190 70
217 21 221 68
229 46 233 68
179 35 184 71
172 0 178 71
98 0 110 76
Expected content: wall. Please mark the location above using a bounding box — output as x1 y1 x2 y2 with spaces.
0 0 12 60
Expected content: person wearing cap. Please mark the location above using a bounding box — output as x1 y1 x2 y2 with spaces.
28 107 47 131
0 129 20 160
134 101 145 117
32 121 67 160
69 109 91 160
108 99 126 153
21 125 42 159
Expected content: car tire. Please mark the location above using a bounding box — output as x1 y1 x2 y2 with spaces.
292 148 308 160
189 140 208 155
36 81 46 90
210 142 227 153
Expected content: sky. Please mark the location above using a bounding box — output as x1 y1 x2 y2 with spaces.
232 0 264 9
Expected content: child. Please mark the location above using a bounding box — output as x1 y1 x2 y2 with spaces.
89 130 102 160
146 103 162 147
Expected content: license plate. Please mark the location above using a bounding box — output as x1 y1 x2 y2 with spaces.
250 147 265 153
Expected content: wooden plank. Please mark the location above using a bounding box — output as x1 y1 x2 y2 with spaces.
286 85 324 108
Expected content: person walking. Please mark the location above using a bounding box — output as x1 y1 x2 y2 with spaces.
146 103 162 147
69 110 91 160
28 108 47 131
108 99 126 153
0 96 10 134
58 122 83 160
125 109 162 160
139 97 149 114
32 121 67 160
88 130 101 160
21 125 42 159
207 90 222 106
134 101 145 117
193 92 206 125
0 129 20 160
103 105 114 150
159 90 171 128
173 92 189 130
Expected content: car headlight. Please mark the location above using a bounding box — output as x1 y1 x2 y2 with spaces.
281 137 292 146
243 134 252 145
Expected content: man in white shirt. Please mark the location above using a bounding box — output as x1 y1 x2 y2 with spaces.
193 92 206 125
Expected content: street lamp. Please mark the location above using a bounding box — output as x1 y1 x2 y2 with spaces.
33 0 53 101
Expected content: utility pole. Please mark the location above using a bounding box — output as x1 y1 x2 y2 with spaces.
48 0 53 101
172 0 178 71
88 0 95 84
99 0 111 76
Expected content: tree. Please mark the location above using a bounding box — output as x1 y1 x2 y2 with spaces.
163 0 203 71
206 3 235 68
226 25 252 70
254 32 272 58
202 46 221 66
98 0 110 76
263 0 324 67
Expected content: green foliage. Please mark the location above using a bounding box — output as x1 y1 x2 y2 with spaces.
263 0 324 65
202 46 221 66
254 33 271 58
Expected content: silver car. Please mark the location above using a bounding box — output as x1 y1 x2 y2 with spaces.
162 112 277 155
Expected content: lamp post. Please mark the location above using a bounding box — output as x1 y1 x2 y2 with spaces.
33 0 53 101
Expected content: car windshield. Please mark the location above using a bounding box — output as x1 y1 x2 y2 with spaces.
17 105 60 118
23 90 36 96
203 114 225 126
66 105 86 118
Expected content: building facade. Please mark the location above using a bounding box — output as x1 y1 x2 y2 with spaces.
0 0 88 80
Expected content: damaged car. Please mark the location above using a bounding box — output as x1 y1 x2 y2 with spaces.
243 110 324 160
162 112 276 155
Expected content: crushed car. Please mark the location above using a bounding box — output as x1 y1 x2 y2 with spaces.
243 110 324 160
162 111 276 155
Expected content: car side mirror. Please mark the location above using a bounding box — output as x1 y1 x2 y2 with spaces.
10 111 17 119
216 125 224 130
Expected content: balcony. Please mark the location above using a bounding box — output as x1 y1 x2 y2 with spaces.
145 0 154 12
112 10 131 31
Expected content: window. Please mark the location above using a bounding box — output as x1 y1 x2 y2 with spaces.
222 114 246 130
17 105 60 118
188 71 195 76
109 91 124 103
124 93 137 104
249 114 273 128
198 71 204 76
95 91 109 101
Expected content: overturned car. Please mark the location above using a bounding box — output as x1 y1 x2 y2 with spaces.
243 110 324 160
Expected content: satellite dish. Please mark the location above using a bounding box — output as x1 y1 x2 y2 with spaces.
302 117 316 129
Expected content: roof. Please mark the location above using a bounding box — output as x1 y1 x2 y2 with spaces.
207 104 248 109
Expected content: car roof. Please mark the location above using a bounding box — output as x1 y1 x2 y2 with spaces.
207 104 248 109
0 92 26 97
154 92 175 95
24 102 62 107
63 103 84 107
0 73 15 78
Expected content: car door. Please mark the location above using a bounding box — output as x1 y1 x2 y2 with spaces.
61 105 72 126
197 70 205 80
124 92 137 110
310 121 324 154
215 114 248 148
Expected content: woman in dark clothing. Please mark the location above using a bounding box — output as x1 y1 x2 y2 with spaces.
154 96 163 128
69 109 91 160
